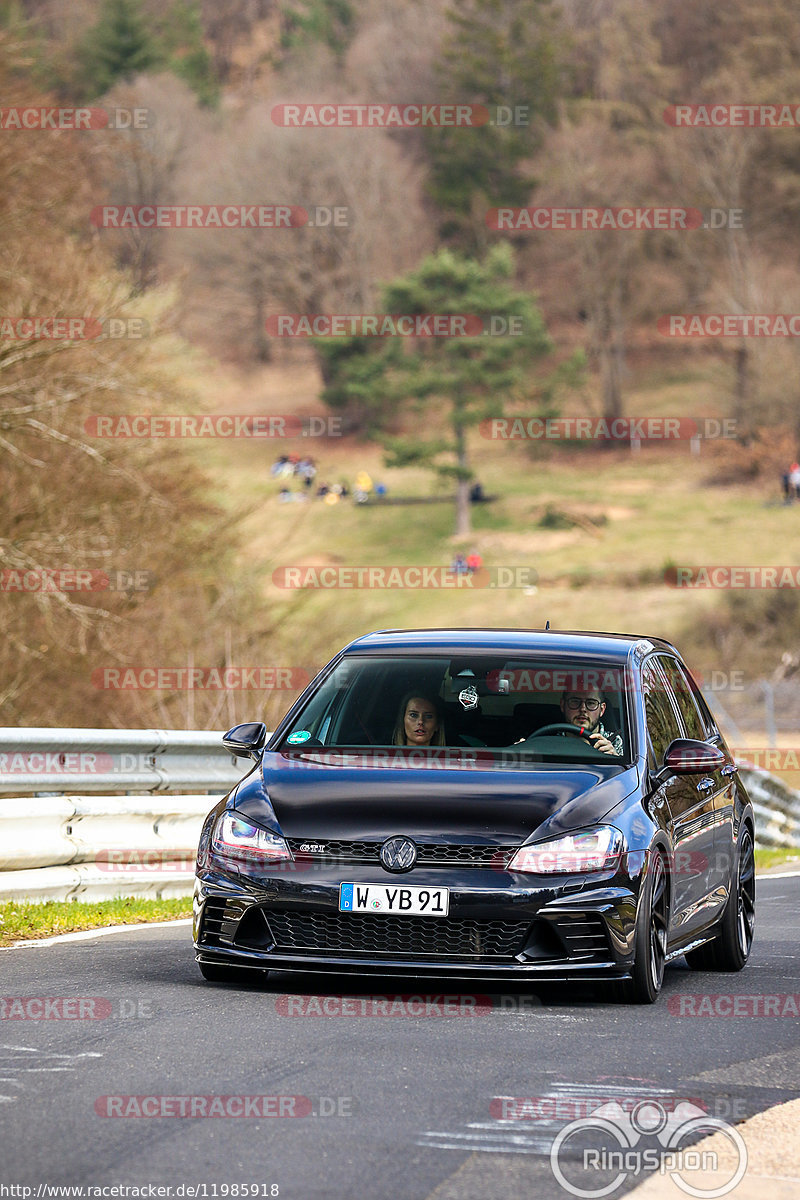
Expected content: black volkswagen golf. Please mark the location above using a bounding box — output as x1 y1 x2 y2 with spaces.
193 628 756 1003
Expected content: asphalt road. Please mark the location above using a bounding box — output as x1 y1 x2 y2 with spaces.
1 874 798 1200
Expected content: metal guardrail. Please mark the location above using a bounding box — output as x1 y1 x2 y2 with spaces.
0 727 245 794
0 731 799 903
739 766 800 848
0 728 249 902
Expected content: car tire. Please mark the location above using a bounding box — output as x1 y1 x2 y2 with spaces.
684 825 755 972
622 849 669 1004
198 961 268 984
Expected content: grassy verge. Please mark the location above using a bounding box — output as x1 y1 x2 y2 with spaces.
0 897 192 948
754 848 800 871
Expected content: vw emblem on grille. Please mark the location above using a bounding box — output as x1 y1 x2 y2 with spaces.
380 836 417 872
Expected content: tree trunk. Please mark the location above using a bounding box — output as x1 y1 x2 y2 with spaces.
733 342 749 437
454 421 471 536
252 274 271 363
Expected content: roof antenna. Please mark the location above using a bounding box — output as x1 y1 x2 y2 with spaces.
545 620 550 630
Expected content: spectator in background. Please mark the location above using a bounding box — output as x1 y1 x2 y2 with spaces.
298 456 317 488
790 461 800 501
450 552 468 575
354 469 373 503
466 549 482 573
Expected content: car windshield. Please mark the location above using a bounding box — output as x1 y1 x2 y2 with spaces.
276 654 634 766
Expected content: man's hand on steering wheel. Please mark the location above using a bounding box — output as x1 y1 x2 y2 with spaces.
529 722 593 740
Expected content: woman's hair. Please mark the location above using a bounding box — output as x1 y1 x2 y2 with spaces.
391 691 446 746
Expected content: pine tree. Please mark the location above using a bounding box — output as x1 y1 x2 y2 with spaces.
425 0 564 247
79 0 158 99
320 245 559 536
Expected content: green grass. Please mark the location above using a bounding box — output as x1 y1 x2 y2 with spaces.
754 848 800 871
0 898 192 947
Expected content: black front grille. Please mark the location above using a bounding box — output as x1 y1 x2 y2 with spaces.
553 913 610 960
261 910 530 959
286 839 516 869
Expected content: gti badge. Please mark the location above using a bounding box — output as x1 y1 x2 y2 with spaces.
380 836 418 872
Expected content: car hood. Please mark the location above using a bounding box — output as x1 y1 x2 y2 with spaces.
233 750 641 845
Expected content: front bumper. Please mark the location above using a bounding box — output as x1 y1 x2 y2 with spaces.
193 861 644 981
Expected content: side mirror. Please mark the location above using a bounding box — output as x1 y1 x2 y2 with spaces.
223 721 267 760
663 738 726 775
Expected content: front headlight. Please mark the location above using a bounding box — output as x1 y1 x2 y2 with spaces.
211 812 292 867
508 827 624 874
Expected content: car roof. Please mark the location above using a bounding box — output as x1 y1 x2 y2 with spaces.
340 628 679 662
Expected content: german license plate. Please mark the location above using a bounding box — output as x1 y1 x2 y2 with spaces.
339 883 449 916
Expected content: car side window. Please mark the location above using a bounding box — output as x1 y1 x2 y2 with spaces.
641 660 684 767
656 656 709 742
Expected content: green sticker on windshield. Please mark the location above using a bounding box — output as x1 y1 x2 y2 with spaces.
286 730 311 744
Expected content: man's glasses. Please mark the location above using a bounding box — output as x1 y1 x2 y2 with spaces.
565 696 601 712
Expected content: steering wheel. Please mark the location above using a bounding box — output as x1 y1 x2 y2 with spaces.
529 722 593 740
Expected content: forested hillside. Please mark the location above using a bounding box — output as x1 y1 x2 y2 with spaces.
3 0 800 727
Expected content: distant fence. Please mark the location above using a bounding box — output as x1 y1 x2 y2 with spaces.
0 729 797 904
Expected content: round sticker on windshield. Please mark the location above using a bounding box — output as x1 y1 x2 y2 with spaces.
286 731 311 744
